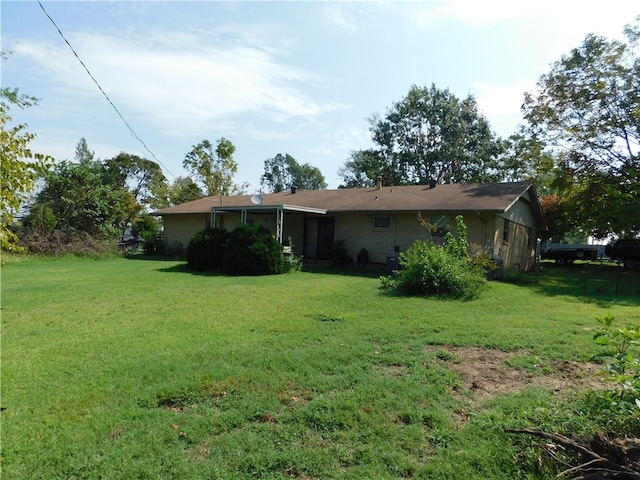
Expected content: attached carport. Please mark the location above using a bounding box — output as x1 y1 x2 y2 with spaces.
210 204 327 243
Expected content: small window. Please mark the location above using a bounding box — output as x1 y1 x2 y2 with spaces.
428 216 450 237
373 216 391 229
503 219 510 243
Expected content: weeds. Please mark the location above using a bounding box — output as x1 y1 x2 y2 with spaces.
592 312 640 408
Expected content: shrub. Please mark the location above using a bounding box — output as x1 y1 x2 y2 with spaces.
186 228 228 271
383 240 486 300
17 229 121 258
380 216 486 300
592 313 640 410
331 238 354 267
221 224 286 275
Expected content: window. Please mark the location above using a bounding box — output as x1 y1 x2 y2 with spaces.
373 216 391 229
503 219 510 243
428 216 450 238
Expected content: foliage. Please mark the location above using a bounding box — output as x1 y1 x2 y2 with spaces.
340 84 503 187
186 227 229 271
17 229 121 257
522 20 640 238
443 215 469 260
26 160 134 239
183 138 247 196
131 214 162 254
381 216 486 300
102 151 167 208
148 176 204 209
260 153 327 192
0 86 54 253
592 313 640 408
283 237 303 273
221 224 287 275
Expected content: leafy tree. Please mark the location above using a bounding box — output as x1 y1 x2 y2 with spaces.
149 176 204 209
102 152 167 206
338 150 379 188
0 84 53 253
74 137 94 164
494 131 556 187
28 160 133 239
183 138 247 196
341 84 503 187
522 20 640 237
260 153 327 192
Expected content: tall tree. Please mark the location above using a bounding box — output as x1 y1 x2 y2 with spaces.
29 160 133 239
340 84 503 187
148 176 204 210
74 137 94 164
522 20 640 237
102 151 167 206
183 138 247 196
0 83 53 252
260 153 327 192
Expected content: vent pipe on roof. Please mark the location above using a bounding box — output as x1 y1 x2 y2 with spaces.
429 178 437 189
376 176 382 190
290 185 297 194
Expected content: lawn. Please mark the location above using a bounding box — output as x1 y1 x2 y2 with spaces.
2 255 639 479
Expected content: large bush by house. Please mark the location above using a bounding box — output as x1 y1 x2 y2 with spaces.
381 215 486 300
186 227 229 271
221 224 286 275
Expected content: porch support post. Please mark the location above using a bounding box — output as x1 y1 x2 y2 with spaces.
241 209 247 224
276 208 283 243
210 210 216 228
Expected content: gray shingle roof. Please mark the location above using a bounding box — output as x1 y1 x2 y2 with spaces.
153 182 539 217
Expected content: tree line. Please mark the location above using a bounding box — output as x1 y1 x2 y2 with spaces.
2 18 638 253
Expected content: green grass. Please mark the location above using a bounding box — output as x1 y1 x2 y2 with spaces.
2 255 639 479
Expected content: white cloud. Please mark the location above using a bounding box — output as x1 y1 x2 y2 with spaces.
473 81 536 136
473 81 533 118
407 0 633 34
13 29 347 137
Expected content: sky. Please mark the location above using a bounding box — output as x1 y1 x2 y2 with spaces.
2 1 637 192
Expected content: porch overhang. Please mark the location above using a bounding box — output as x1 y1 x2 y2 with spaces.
210 204 327 243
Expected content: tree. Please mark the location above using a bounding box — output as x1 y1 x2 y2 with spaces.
28 160 133 239
148 176 204 210
494 131 556 187
338 150 380 188
340 84 503 187
74 137 94 164
0 84 53 252
102 152 167 207
260 153 327 192
522 20 640 237
183 138 247 196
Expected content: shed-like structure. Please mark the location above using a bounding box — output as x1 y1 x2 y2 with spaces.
152 182 546 270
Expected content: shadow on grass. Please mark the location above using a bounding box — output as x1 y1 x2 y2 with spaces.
503 262 640 307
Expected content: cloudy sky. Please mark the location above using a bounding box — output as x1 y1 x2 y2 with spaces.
2 1 636 191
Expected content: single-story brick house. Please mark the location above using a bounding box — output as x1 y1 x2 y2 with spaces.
151 181 546 271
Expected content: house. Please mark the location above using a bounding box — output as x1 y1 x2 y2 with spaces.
151 181 546 271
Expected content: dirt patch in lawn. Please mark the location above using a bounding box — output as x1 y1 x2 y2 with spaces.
426 345 606 401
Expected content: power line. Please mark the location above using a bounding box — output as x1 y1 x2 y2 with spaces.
37 0 177 181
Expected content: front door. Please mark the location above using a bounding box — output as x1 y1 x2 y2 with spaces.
304 217 335 260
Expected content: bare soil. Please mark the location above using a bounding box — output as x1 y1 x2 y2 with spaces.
426 345 606 401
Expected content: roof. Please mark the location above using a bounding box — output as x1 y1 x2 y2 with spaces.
152 181 541 217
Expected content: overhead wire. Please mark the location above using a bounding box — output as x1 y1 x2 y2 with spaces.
36 0 179 182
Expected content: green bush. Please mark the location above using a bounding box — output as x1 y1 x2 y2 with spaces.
381 215 486 300
221 224 286 275
186 228 229 271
